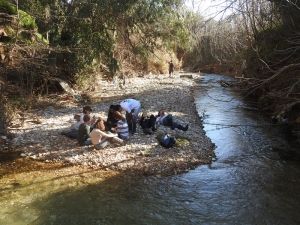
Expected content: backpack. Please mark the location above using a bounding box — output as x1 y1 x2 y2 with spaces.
160 134 176 148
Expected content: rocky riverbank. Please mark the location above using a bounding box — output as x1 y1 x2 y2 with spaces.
2 73 215 176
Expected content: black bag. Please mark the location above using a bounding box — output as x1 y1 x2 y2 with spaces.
160 134 176 148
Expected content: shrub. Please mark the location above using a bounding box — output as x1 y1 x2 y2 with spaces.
0 0 17 15
18 10 36 30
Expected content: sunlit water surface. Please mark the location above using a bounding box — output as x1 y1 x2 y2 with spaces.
1 73 300 225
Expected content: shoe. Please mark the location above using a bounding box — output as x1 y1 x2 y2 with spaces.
171 127 175 130
143 128 152 135
124 137 129 144
152 128 157 132
183 124 189 131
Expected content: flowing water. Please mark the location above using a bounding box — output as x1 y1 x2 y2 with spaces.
1 73 300 225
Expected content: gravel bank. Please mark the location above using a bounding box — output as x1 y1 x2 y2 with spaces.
6 73 215 176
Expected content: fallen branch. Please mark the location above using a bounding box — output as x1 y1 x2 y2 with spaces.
245 63 300 98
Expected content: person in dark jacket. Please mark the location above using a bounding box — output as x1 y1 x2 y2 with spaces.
139 112 157 134
77 114 92 146
104 105 120 132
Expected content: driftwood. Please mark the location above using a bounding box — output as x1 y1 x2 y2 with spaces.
221 81 230 87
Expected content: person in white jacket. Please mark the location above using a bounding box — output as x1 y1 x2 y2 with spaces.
119 99 141 134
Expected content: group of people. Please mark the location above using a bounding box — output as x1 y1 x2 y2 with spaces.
62 98 189 150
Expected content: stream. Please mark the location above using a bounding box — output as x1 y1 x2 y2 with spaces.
1 73 300 225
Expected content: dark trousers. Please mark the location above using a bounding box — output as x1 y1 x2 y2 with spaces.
162 114 179 128
141 115 156 129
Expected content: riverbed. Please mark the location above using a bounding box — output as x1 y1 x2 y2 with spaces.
1 73 300 225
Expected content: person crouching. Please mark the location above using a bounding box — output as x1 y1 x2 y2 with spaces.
139 112 157 135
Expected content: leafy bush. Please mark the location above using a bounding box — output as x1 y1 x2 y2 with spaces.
0 0 16 15
18 10 36 30
35 33 49 44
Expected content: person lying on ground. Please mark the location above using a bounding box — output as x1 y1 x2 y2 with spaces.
77 114 92 146
155 110 189 131
90 118 125 150
139 112 157 135
119 99 141 135
61 113 81 139
104 104 119 132
113 111 129 140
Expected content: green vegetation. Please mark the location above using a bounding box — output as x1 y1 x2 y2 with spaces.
15 0 189 81
0 0 16 14
174 134 190 147
18 10 36 30
35 33 49 44
0 0 192 131
7 95 31 111
1 0 300 131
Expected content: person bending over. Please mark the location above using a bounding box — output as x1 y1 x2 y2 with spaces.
119 99 141 134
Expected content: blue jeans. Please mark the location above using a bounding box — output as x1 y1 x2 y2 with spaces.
162 114 179 128
94 138 109 149
125 105 141 123
82 138 92 146
125 105 141 133
94 137 124 150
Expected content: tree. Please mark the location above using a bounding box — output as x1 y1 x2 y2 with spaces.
3 0 189 85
